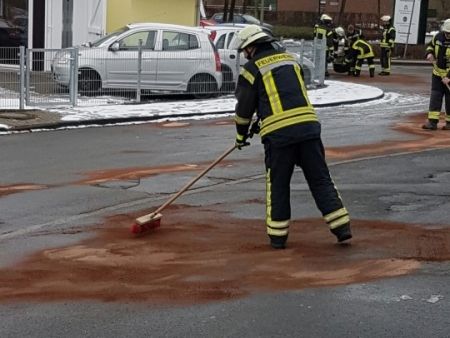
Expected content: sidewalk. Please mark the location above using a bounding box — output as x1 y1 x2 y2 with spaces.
0 80 384 133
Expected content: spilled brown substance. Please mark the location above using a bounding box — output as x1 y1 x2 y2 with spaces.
76 161 237 185
327 113 450 160
1 205 449 304
0 184 47 197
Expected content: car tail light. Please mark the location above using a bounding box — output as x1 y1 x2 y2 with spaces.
214 51 221 72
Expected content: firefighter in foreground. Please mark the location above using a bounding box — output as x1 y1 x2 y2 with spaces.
232 25 352 249
422 18 450 130
314 14 334 77
379 15 396 76
346 35 375 77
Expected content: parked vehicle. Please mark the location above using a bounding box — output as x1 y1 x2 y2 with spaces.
209 13 273 30
205 25 314 92
51 23 222 97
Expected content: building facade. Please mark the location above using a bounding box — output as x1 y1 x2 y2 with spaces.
0 0 200 49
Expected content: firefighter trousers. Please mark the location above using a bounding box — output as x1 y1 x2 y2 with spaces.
264 137 349 238
380 47 392 73
428 74 450 122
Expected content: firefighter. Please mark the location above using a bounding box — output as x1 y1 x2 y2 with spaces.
346 24 363 44
314 14 334 77
332 26 350 73
422 18 450 130
232 25 352 249
379 15 396 75
346 36 375 77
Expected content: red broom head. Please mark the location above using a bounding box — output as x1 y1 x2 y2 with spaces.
130 218 161 234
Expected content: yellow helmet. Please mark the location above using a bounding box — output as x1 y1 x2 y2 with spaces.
442 18 450 33
232 25 273 51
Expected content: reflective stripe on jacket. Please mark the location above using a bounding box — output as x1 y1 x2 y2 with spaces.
380 26 396 48
426 32 450 78
351 39 375 59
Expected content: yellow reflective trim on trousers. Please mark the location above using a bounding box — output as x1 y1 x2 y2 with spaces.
266 169 272 225
236 133 245 141
267 220 289 228
260 112 318 137
241 68 255 85
265 169 289 236
262 71 283 115
267 227 289 236
234 115 251 125
324 207 348 222
428 111 440 119
329 215 351 229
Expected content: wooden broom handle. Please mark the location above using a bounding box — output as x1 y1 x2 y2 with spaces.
153 144 237 215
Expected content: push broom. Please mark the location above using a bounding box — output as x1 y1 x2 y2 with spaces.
130 144 237 234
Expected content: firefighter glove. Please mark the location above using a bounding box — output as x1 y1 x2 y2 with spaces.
235 135 250 150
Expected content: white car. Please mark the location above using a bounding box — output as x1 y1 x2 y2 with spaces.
204 24 315 91
51 23 222 97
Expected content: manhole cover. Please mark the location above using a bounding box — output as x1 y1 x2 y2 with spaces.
0 112 36 120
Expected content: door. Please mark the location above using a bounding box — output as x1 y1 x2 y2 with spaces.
157 30 201 91
104 29 158 89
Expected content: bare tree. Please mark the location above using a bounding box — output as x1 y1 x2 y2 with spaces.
338 0 347 25
229 0 236 22
223 0 229 22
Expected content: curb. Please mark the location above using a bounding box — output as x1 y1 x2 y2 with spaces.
0 94 386 132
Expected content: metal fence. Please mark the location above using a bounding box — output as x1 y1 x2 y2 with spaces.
0 40 327 110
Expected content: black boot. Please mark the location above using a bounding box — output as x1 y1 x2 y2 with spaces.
379 71 390 76
422 120 438 130
369 68 375 78
442 123 450 130
269 235 287 249
330 223 352 243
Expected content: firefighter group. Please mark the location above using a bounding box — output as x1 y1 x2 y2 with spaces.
314 13 396 78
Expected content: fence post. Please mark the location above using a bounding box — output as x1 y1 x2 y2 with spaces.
19 46 25 110
136 39 143 103
69 47 79 107
25 49 31 107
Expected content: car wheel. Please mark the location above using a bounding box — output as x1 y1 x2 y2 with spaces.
78 68 101 95
187 74 218 99
220 65 236 94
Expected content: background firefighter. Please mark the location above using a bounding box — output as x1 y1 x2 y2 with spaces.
232 25 352 249
332 26 350 74
346 36 375 77
379 15 396 76
422 18 450 131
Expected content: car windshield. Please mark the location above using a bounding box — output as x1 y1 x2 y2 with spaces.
242 14 260 24
90 26 130 47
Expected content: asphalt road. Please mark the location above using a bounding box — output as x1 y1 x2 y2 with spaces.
1 64 450 338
